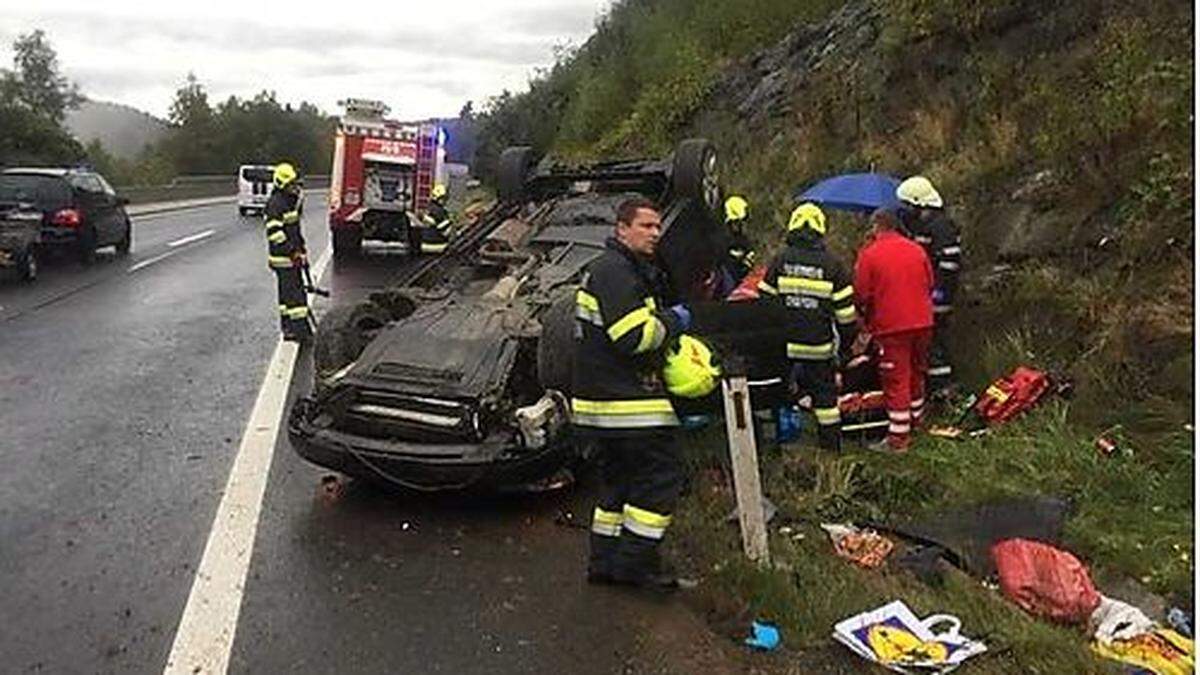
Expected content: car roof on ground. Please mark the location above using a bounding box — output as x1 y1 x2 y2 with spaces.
1 168 77 177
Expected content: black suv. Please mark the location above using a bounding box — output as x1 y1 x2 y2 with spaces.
0 168 132 264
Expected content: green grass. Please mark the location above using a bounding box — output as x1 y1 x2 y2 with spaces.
669 403 1193 672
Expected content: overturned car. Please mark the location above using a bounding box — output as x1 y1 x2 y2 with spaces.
288 139 788 490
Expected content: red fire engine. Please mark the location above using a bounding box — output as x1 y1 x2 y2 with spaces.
327 98 445 259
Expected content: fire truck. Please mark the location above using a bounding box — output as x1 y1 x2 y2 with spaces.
327 98 446 259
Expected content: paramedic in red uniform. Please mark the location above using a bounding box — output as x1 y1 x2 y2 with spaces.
854 208 934 452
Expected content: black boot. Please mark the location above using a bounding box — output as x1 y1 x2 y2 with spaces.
611 533 678 592
818 424 843 453
587 533 620 585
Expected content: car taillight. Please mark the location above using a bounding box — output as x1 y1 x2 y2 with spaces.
345 189 360 206
52 208 81 227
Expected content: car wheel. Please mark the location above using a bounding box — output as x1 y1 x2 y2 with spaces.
115 221 132 256
313 300 392 392
332 228 362 261
238 207 248 217
77 226 98 265
497 146 535 204
537 291 576 395
672 138 721 214
17 247 37 282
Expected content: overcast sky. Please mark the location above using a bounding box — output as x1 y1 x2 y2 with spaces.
0 0 612 120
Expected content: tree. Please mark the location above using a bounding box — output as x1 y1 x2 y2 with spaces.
11 29 83 123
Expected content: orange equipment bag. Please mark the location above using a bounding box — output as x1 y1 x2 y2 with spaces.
973 366 1050 425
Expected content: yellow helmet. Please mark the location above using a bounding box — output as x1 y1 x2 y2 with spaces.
896 175 943 208
663 335 721 399
787 202 826 235
431 183 447 200
273 162 298 189
724 195 748 222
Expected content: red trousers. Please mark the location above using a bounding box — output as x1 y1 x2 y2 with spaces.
876 328 932 449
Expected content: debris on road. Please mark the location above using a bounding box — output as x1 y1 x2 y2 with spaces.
820 523 894 569
318 474 346 505
743 620 781 651
992 538 1100 624
833 600 987 673
1091 627 1195 674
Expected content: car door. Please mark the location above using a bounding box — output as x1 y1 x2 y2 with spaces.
94 174 126 242
74 174 116 243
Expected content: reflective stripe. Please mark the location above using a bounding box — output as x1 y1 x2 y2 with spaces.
787 342 833 360
267 230 287 244
421 242 449 253
635 316 665 353
281 210 300 224
843 420 890 432
942 246 962 255
283 305 309 319
814 406 841 425
757 281 779 296
888 410 912 421
939 261 960 271
571 398 679 428
278 305 289 316
889 423 911 434
577 290 600 313
914 235 932 244
779 276 833 298
434 219 451 231
933 305 953 315
623 504 671 540
835 305 857 323
928 365 953 376
265 219 283 229
832 285 854 302
576 305 603 326
592 508 622 537
268 255 295 268
607 306 653 342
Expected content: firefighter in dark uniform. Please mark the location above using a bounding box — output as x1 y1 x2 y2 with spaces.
758 202 857 452
264 162 311 341
573 196 696 590
896 176 962 395
723 195 756 285
417 183 451 255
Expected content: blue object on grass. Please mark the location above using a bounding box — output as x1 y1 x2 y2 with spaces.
775 405 803 443
1168 607 1193 637
744 620 781 651
796 172 902 213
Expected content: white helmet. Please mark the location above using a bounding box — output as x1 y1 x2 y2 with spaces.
896 176 944 209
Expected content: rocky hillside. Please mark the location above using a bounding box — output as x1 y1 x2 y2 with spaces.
66 99 167 160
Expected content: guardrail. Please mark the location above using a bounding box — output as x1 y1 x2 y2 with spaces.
117 174 331 205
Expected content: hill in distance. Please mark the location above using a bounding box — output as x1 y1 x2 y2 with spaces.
65 99 168 161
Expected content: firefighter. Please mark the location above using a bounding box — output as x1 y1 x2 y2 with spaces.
417 183 452 255
854 208 934 452
896 176 961 395
757 202 857 452
573 196 694 590
723 195 756 285
263 162 311 342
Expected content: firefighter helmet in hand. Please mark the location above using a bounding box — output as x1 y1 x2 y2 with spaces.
724 195 748 222
896 175 944 209
663 334 721 399
273 162 298 189
787 202 827 235
431 183 447 200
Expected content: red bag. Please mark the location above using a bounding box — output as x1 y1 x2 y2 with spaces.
974 366 1050 425
992 539 1101 624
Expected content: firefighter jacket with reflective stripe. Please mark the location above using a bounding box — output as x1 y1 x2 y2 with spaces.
854 230 934 337
572 238 686 432
422 200 452 233
757 230 857 361
906 210 961 311
264 188 305 268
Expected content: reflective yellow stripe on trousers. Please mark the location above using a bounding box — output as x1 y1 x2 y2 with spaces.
571 398 679 429
623 504 671 540
592 507 622 537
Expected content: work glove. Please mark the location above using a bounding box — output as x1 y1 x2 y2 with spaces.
932 287 947 305
290 248 308 265
668 304 692 331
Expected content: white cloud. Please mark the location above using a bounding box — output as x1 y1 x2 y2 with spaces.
0 0 610 119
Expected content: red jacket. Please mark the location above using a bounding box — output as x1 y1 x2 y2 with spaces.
854 230 934 336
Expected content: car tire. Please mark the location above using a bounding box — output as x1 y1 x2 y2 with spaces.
497 146 535 204
77 226 98 265
115 221 132 256
313 300 392 392
672 138 721 214
537 291 576 395
332 228 362 261
238 207 249 217
17 247 37 282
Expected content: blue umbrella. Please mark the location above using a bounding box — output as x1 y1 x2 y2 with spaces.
795 172 901 213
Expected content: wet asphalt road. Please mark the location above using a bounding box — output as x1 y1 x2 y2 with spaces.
0 198 698 674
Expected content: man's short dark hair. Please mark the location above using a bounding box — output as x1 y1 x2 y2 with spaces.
871 208 899 231
616 197 658 226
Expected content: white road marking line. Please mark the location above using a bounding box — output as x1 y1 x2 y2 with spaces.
127 251 180 273
167 229 216 248
163 246 331 675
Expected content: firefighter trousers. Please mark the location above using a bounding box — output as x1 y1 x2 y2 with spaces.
588 432 683 582
877 328 932 450
929 310 954 390
792 359 841 451
274 265 311 338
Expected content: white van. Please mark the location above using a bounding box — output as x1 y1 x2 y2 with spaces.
237 164 274 216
